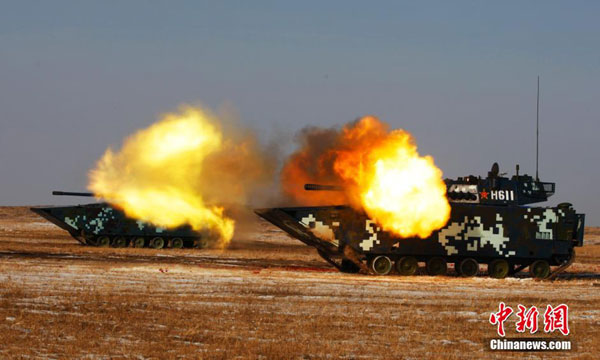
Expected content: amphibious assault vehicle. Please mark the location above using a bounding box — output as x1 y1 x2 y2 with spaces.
31 191 213 249
256 164 585 279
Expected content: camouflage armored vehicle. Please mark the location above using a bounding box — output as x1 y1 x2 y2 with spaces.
31 191 212 249
256 164 585 279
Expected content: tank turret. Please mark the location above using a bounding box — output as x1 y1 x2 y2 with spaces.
304 163 556 206
446 162 555 205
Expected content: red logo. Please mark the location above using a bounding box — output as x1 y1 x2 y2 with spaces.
490 303 570 336
544 304 570 336
516 305 539 333
489 302 513 337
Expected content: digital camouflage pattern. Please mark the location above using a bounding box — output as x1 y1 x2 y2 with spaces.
32 203 211 249
256 164 585 278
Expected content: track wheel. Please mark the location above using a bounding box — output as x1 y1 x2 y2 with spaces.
458 258 479 277
395 256 418 276
150 237 165 249
195 237 209 249
133 237 145 248
489 259 510 279
171 238 184 249
369 256 393 275
112 237 127 248
426 257 447 276
529 260 550 279
97 236 110 247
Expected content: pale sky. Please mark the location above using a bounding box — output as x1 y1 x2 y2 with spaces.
1 1 598 224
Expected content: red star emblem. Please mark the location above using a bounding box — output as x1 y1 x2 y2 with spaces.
480 190 489 199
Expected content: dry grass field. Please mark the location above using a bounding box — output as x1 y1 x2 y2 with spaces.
0 206 598 359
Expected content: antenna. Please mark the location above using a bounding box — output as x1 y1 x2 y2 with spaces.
536 76 540 181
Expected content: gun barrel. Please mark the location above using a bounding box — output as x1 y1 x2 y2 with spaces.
52 191 95 197
304 184 343 191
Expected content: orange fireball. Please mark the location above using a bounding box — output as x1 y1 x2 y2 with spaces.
88 105 274 248
281 116 451 238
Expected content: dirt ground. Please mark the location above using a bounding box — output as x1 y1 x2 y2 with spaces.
0 206 598 359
